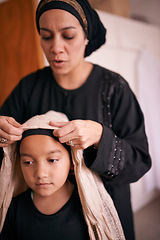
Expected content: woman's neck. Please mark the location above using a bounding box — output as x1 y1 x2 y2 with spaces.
33 180 74 215
53 61 93 90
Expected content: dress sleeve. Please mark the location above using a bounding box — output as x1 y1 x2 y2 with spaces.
85 75 151 185
0 75 33 124
0 80 24 166
0 74 35 166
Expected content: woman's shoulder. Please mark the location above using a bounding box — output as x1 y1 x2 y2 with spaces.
91 64 133 102
12 66 53 97
20 66 52 84
93 64 129 87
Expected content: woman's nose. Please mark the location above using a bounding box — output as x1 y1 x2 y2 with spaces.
50 37 63 55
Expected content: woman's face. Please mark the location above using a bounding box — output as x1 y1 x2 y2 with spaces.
39 9 88 76
20 135 71 199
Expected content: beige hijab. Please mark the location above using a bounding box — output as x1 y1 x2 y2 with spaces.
0 110 125 239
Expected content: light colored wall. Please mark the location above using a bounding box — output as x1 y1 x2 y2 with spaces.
86 10 160 212
86 11 160 92
130 0 160 27
89 0 130 17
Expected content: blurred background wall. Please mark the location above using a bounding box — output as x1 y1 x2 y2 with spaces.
0 0 44 107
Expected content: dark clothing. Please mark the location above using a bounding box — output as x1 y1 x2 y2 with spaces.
0 64 151 239
0 188 89 240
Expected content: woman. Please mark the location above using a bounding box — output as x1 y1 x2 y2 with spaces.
0 0 151 239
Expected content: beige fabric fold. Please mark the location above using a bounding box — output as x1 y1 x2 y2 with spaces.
0 110 125 239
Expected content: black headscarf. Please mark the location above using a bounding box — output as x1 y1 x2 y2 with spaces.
21 128 71 156
36 0 106 57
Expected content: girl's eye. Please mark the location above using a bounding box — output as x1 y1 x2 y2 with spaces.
22 161 33 165
48 159 58 163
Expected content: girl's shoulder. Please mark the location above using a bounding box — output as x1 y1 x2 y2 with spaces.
11 189 31 207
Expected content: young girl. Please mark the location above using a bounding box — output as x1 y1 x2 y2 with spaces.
1 129 89 240
0 111 125 240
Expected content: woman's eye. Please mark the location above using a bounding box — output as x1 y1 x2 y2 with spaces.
41 36 52 40
63 35 74 40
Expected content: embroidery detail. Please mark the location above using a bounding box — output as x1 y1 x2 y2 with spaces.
37 0 88 34
102 72 125 180
105 135 124 180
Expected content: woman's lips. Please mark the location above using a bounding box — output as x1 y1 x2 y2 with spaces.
51 59 66 68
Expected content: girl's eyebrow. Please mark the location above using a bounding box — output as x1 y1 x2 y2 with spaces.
40 26 76 33
20 153 33 158
20 150 61 158
46 150 61 155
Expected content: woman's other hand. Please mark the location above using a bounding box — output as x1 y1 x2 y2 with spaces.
50 120 103 149
0 116 25 147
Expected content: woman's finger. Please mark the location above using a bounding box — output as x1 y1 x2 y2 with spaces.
49 121 68 128
51 121 74 137
6 117 23 128
0 116 24 136
50 119 103 149
0 116 25 145
0 137 13 147
6 121 24 136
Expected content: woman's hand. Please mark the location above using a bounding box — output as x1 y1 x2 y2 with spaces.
50 120 103 149
0 116 25 147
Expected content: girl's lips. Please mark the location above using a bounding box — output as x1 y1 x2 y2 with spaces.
36 183 52 188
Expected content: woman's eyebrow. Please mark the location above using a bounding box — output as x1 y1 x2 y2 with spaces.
40 26 76 33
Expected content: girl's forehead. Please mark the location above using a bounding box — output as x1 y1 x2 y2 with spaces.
19 134 70 156
20 134 58 145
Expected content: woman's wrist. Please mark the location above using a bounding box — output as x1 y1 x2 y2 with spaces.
93 123 103 149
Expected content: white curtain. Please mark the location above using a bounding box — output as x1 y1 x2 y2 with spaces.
136 49 160 192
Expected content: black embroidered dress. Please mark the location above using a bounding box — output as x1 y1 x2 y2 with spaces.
0 64 151 240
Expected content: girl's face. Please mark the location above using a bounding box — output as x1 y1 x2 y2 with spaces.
39 9 88 76
20 135 71 199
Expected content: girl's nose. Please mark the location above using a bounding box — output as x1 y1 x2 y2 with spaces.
35 162 48 179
